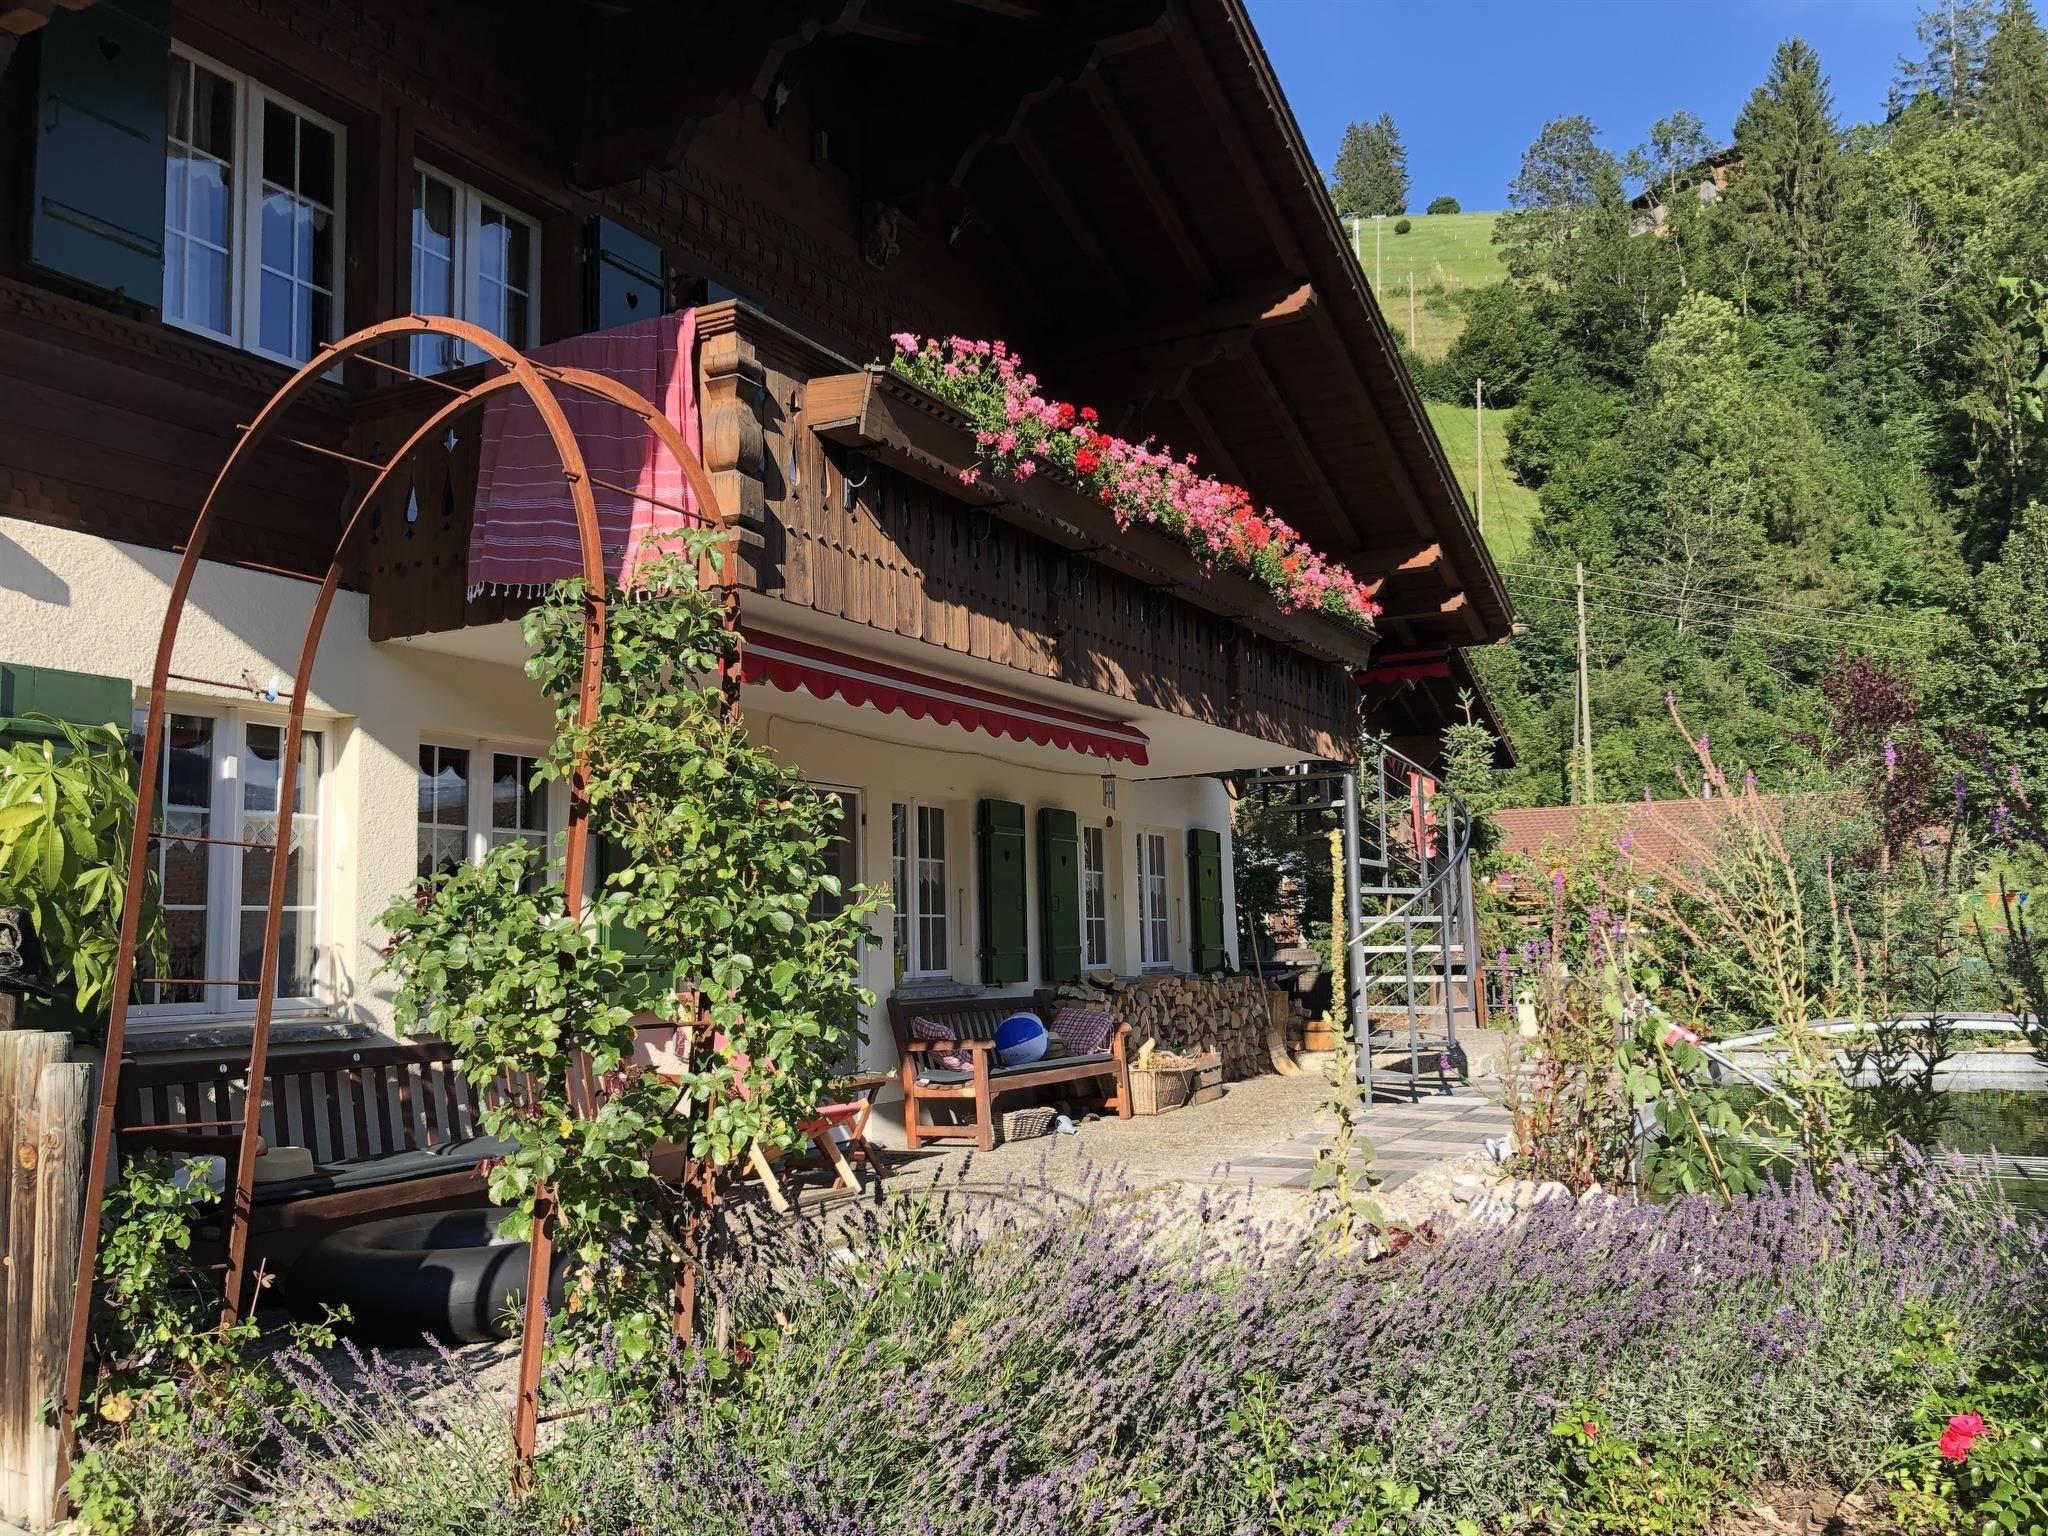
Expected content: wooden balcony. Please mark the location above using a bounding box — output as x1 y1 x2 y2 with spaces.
347 301 1363 758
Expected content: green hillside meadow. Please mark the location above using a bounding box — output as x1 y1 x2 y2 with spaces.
1423 399 1538 561
1350 210 1508 357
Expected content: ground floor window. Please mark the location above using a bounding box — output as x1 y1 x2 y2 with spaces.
134 708 326 1016
417 741 550 881
809 786 861 922
1139 829 1171 968
1082 823 1109 969
891 801 949 977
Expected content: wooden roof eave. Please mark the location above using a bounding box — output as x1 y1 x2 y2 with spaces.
800 366 1379 670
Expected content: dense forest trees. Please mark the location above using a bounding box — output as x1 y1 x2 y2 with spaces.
1427 0 2048 809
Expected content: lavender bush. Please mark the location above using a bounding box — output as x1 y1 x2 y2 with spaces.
107 1156 2047 1536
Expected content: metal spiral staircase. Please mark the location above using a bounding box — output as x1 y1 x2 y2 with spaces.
1247 736 1483 1101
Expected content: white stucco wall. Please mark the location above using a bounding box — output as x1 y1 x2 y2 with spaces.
0 520 1241 1105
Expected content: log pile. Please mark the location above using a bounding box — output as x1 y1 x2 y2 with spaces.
1048 974 1278 1081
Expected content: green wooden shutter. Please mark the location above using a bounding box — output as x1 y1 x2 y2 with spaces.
0 663 132 748
977 799 1028 986
28 0 169 303
1037 807 1081 984
584 216 667 332
1188 827 1226 973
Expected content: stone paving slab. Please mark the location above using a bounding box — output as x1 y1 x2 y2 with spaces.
1205 1086 1511 1191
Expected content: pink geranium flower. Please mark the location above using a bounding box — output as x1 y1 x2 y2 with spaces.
1938 1414 1986 1461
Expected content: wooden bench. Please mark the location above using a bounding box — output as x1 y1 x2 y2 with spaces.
114 1039 504 1275
886 992 1130 1152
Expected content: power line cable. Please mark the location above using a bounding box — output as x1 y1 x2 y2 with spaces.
1509 586 1925 656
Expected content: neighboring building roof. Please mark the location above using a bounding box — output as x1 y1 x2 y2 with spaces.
1493 795 1774 871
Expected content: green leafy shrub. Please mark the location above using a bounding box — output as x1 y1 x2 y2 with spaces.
1426 195 1461 215
1540 1409 1744 1534
381 537 880 1367
0 715 163 1024
1393 216 1412 234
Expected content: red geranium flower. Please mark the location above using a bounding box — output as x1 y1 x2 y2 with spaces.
1939 1414 1986 1462
1080 405 1098 423
1057 402 1077 427
1074 447 1101 474
1582 1421 1600 1440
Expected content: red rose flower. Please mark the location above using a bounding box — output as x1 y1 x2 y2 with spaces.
1582 1421 1600 1440
1074 447 1101 474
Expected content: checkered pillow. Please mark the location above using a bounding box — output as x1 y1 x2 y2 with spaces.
1051 1006 1117 1055
910 1016 972 1073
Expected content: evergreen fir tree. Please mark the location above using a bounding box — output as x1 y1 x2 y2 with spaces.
1897 0 1998 115
1985 0 2048 158
1329 114 1409 216
1730 38 1843 311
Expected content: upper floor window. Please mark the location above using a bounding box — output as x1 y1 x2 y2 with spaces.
163 47 343 366
410 165 539 373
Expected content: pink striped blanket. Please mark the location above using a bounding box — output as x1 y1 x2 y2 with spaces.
466 308 704 599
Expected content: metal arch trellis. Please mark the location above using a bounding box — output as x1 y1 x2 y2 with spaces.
53 314 737 1505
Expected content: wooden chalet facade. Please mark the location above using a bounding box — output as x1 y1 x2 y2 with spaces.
0 0 1510 1130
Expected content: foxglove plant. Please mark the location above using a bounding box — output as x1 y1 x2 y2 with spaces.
890 334 1382 632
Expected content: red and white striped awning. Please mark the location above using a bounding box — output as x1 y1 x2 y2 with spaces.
739 627 1150 767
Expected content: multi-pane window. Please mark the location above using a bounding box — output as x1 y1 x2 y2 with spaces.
891 802 949 977
410 165 539 373
1139 831 1171 968
417 742 551 880
135 710 326 1016
1081 824 1109 970
163 47 343 366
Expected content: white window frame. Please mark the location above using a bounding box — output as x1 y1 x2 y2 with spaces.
1080 822 1110 971
131 704 331 1025
410 161 541 371
1139 829 1172 970
163 43 346 369
416 737 558 881
891 800 951 980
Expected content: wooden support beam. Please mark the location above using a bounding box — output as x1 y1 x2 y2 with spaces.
1079 68 1214 291
1378 589 1468 624
571 0 859 189
861 1 1171 204
1236 348 1359 549
1011 134 1131 308
1351 537 1441 576
1050 280 1315 369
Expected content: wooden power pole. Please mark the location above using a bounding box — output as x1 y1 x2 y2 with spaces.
1474 378 1485 535
1408 268 1416 343
1574 561 1594 804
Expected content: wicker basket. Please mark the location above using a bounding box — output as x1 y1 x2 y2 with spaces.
1129 1063 1195 1116
997 1105 1057 1143
1189 1051 1225 1105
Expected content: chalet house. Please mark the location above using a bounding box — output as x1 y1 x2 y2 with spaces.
0 0 1510 1139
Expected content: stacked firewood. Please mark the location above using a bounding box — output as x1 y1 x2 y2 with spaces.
1048 973 1276 1081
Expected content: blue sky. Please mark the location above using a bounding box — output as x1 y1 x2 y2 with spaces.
1248 0 1929 211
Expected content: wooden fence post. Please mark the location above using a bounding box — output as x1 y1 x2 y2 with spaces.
25 1062 91 1530
0 1031 76 1530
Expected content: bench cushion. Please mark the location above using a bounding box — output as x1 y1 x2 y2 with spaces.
914 1052 1114 1087
249 1133 515 1206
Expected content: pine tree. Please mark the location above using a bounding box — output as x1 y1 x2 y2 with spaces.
1897 0 1998 115
1986 0 2048 158
1329 114 1409 217
1730 38 1843 311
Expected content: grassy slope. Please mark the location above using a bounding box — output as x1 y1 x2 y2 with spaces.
1355 211 1510 358
1422 399 1539 561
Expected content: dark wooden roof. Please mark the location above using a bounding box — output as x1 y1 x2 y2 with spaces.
571 0 1513 653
